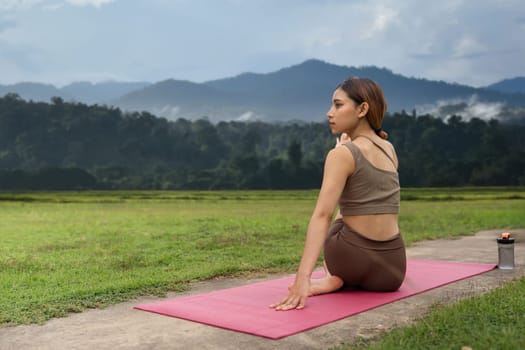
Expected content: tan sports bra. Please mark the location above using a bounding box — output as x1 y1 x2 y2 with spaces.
338 136 400 216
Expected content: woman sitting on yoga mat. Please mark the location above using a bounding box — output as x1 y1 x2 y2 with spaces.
271 77 406 311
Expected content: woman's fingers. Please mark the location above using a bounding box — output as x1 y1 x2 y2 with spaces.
275 298 297 310
269 294 306 311
295 297 306 310
280 295 305 310
269 296 288 308
341 132 350 143
270 278 309 310
335 133 351 148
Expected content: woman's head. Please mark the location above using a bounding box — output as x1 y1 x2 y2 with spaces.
336 77 388 139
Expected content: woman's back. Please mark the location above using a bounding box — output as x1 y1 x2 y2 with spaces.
340 135 400 240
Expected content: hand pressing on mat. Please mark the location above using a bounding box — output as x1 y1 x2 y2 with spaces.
270 275 310 311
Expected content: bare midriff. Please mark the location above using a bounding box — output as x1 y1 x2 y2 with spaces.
342 213 399 241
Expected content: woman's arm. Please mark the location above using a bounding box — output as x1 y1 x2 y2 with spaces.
270 145 354 310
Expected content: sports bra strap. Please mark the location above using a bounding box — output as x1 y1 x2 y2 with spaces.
353 135 397 167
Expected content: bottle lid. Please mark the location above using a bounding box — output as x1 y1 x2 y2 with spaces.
497 232 514 244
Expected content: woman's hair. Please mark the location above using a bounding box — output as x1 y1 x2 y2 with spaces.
337 77 388 139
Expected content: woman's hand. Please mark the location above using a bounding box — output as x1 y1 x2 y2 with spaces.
269 275 310 311
335 133 351 148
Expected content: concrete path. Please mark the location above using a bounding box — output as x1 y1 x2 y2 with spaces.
1 229 524 350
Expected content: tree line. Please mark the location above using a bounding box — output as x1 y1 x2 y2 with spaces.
0 93 524 190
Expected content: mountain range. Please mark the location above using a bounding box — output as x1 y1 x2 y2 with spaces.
1 59 524 123
487 77 525 94
0 81 150 106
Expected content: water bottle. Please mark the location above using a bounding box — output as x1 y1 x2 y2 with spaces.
497 232 515 270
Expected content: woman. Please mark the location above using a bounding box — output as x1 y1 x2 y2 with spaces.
270 77 405 311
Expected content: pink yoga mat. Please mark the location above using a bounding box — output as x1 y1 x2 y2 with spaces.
135 259 495 339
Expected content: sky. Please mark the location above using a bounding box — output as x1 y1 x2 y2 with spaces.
0 0 524 87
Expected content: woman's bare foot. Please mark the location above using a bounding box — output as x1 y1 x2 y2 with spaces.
287 261 344 297
287 276 344 297
308 276 344 296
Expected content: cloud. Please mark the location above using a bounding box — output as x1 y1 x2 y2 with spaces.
361 5 399 39
0 38 51 83
65 0 116 8
235 111 261 122
153 105 181 121
498 106 525 124
0 0 115 11
452 34 486 59
416 95 505 121
0 0 523 87
0 16 16 32
42 3 64 11
416 96 525 124
0 0 44 11
409 53 442 61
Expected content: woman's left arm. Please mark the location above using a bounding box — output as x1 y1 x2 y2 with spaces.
270 146 353 310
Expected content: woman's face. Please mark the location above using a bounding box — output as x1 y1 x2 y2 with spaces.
326 88 362 135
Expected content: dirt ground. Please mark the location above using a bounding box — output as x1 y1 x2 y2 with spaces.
1 228 524 350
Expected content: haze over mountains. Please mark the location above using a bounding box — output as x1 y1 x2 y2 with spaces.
0 81 151 106
1 59 524 123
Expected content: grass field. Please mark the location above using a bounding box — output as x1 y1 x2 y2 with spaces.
340 277 525 350
1 188 524 346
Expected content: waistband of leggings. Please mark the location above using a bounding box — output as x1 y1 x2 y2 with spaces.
333 218 405 251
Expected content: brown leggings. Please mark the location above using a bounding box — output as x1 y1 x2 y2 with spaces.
324 219 406 292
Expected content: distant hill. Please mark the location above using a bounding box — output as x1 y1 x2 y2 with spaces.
61 81 151 104
0 81 150 105
486 77 525 94
2 59 525 123
0 82 71 102
114 59 525 122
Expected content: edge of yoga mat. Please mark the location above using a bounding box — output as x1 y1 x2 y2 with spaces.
134 259 496 339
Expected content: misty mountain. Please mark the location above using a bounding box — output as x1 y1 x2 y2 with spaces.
0 82 71 102
61 81 151 104
113 59 525 122
111 79 266 121
2 59 524 123
486 77 525 94
0 81 150 105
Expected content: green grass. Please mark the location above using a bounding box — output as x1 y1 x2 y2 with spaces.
0 188 524 333
0 190 315 326
344 276 525 350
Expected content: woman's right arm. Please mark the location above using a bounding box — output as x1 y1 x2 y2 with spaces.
270 145 354 310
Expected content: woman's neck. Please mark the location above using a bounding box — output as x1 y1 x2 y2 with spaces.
348 124 376 140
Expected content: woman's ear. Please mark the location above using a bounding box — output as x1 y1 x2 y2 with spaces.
358 102 369 118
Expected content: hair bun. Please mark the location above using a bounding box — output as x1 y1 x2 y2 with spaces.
377 129 388 139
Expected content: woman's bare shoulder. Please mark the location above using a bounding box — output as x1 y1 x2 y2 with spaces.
323 143 355 175
383 139 396 151
328 141 355 159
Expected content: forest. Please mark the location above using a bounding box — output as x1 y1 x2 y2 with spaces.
0 93 524 190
